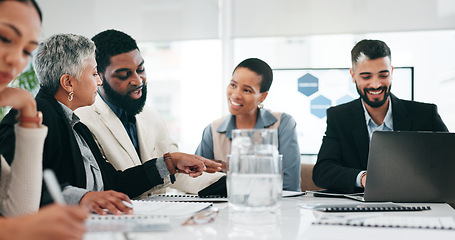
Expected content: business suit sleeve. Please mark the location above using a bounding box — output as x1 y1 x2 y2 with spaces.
278 113 301 191
431 105 449 132
172 124 225 195
77 122 165 198
97 155 165 198
313 108 363 193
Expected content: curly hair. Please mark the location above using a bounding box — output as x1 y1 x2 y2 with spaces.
91 29 139 74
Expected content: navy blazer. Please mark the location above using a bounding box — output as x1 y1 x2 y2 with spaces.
312 94 448 193
0 90 164 205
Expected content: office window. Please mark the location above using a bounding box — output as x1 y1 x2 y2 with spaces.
139 40 222 153
138 30 455 158
235 30 455 158
267 67 413 155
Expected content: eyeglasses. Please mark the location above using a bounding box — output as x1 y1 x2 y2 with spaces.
182 206 219 225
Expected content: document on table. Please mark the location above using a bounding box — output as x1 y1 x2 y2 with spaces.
310 202 431 212
313 214 455 230
86 201 212 232
84 232 126 239
86 215 170 232
145 194 227 202
145 191 305 202
132 200 212 216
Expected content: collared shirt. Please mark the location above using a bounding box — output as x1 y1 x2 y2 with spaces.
356 97 394 187
98 91 140 156
362 97 394 141
58 102 104 205
216 108 285 140
195 108 301 191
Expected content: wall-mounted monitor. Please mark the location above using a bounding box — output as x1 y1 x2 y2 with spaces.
265 67 414 155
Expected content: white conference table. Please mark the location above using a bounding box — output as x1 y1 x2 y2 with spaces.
84 193 455 240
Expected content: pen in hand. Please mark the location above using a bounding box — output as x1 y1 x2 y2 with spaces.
122 200 133 209
101 201 133 214
43 169 65 204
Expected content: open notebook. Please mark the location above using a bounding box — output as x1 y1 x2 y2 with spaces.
145 190 305 202
86 215 170 232
86 200 212 232
313 214 455 230
131 200 212 216
145 194 227 202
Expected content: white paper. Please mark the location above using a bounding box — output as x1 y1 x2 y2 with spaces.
132 200 211 216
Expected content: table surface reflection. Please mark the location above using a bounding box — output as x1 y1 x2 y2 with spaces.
84 194 455 240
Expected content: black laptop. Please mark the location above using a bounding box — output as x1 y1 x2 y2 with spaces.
346 131 455 203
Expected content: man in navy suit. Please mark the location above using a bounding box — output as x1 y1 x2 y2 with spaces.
312 39 448 193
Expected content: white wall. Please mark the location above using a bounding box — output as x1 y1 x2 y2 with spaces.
232 0 455 37
38 0 218 41
38 0 455 40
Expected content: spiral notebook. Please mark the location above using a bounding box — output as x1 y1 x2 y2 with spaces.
86 214 170 232
132 200 212 215
86 200 212 232
145 194 227 202
145 191 304 202
312 203 431 212
313 215 455 230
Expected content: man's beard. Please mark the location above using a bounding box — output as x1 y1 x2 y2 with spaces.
355 81 391 108
102 76 147 115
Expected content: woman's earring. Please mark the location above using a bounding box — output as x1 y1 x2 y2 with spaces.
68 92 74 101
258 102 264 109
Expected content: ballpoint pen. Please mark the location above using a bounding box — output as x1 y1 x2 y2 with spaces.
43 169 65 204
122 200 134 209
182 206 219 225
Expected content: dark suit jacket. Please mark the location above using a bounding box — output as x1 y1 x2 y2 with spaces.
312 94 448 193
0 90 164 205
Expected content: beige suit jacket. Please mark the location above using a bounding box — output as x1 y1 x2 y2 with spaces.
76 95 179 196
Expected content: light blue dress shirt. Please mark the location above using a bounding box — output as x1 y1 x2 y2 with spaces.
356 98 393 187
195 109 301 191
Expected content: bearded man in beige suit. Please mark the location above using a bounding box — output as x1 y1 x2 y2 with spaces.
76 29 221 196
